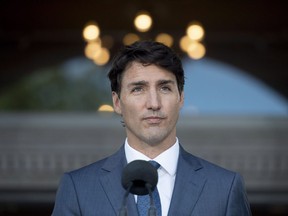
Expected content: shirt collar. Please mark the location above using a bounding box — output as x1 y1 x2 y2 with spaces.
124 138 179 176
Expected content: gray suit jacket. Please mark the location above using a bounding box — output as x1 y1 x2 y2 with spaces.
52 145 252 215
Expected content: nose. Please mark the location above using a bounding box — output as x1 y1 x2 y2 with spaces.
146 89 161 111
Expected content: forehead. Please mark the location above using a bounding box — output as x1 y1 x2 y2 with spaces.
121 62 176 84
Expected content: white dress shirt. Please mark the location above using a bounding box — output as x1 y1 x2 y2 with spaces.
124 138 179 216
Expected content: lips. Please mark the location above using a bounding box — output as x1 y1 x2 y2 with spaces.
143 116 165 124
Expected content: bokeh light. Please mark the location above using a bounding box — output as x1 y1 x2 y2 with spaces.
83 23 100 41
134 12 153 32
98 104 114 112
186 41 206 60
84 40 102 60
93 47 110 66
123 33 140 45
155 33 173 47
186 22 204 41
179 35 193 52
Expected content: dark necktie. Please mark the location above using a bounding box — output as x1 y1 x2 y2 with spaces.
137 160 162 216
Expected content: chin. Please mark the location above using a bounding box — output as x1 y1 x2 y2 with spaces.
143 134 167 146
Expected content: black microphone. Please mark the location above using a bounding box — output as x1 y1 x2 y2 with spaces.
119 160 158 216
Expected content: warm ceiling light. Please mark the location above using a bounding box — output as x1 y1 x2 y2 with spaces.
186 23 204 41
123 33 140 45
187 41 206 60
179 35 193 52
93 47 110 66
84 40 102 59
98 104 114 112
155 33 173 47
134 12 152 32
83 23 100 41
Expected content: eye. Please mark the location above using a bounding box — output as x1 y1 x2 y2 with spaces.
160 86 171 93
131 86 144 93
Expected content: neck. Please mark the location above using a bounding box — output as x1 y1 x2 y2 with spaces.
127 136 176 159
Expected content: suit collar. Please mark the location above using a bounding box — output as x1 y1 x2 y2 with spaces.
99 144 207 215
99 145 139 215
168 146 207 216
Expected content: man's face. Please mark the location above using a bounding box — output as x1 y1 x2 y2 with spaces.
112 62 184 148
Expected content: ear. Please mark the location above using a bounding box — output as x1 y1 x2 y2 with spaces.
179 91 184 108
112 91 122 115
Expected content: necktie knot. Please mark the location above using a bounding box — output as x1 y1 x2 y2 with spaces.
149 160 160 169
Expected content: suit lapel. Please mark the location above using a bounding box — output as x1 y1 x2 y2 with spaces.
98 145 206 215
99 146 138 215
168 147 207 216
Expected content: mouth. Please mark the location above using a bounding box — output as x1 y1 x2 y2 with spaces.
143 116 165 124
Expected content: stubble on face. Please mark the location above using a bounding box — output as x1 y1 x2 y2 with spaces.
113 62 184 156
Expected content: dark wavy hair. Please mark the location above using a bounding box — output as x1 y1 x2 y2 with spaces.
107 40 185 96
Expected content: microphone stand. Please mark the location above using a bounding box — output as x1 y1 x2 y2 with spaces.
119 183 157 216
119 183 132 216
119 160 159 216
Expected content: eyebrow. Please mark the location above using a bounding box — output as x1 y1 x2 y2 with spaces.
127 79 176 88
127 80 148 88
157 79 175 86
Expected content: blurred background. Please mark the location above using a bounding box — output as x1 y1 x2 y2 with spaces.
0 0 287 215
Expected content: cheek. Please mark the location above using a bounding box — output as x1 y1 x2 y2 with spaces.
120 99 139 116
123 96 144 108
166 102 182 118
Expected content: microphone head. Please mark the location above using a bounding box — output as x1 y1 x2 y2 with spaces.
121 160 158 195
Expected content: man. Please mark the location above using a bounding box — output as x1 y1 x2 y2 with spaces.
52 41 252 215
